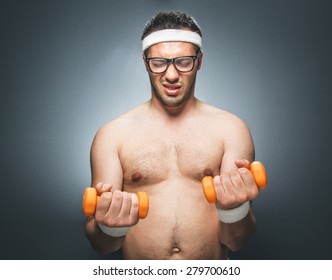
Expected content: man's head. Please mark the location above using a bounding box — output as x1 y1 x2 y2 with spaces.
141 11 203 110
142 11 202 56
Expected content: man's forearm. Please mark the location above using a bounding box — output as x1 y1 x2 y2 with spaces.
85 218 125 255
219 208 256 252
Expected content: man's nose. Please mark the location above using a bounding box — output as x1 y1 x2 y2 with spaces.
164 63 179 82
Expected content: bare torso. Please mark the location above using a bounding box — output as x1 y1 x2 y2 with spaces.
112 101 232 259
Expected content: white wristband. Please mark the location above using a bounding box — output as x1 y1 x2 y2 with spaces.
217 201 250 223
98 224 131 237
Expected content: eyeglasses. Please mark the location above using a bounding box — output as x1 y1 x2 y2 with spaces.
145 55 198 74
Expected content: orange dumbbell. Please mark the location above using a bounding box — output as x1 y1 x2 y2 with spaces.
82 188 149 219
202 161 267 204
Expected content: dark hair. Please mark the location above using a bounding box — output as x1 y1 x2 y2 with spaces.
142 11 202 55
142 11 202 40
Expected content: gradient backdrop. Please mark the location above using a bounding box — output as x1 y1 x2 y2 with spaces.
2 0 331 259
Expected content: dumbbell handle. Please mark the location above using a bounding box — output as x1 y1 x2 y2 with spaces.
82 188 149 219
202 161 267 204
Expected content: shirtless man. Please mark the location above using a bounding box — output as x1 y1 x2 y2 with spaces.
85 11 259 259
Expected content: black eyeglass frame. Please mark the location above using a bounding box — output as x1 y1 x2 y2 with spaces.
144 55 199 74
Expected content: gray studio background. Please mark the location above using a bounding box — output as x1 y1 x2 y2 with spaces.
2 0 331 259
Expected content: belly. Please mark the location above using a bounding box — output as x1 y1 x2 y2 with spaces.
122 179 228 259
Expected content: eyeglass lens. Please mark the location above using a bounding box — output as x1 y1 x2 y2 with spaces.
148 56 195 73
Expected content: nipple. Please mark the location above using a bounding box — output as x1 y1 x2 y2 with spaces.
131 172 143 182
203 168 214 177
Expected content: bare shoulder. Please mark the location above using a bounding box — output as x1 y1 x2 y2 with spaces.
199 101 253 145
92 103 147 145
89 105 148 188
198 101 254 161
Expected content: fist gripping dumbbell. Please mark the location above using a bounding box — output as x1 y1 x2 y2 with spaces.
202 161 267 204
82 188 149 219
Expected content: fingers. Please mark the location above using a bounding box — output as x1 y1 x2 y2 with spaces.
234 159 250 169
108 191 138 221
94 185 139 228
215 166 259 210
95 182 113 195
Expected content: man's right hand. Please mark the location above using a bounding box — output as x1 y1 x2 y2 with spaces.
94 182 140 228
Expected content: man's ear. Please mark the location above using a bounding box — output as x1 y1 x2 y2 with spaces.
142 53 149 72
197 50 203 70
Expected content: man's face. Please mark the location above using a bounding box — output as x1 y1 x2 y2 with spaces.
144 42 202 108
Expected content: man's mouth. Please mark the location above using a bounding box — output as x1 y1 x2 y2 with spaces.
163 84 181 96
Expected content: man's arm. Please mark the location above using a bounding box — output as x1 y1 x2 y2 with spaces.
85 122 139 255
216 115 258 252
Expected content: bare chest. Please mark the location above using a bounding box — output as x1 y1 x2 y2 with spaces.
119 127 224 185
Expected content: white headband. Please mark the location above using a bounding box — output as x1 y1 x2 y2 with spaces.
142 29 202 52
